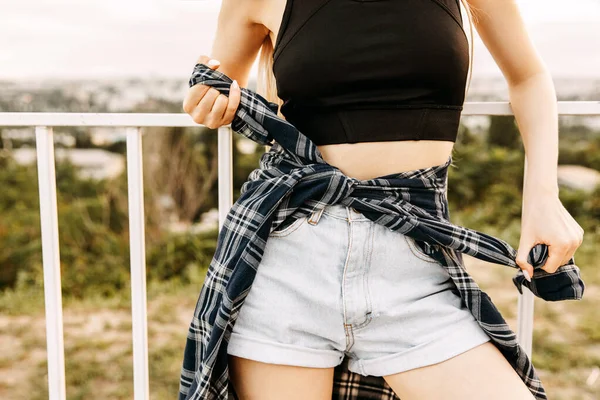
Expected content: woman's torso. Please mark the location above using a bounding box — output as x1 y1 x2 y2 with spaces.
258 0 468 180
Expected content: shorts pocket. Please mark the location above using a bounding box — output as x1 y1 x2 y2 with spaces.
403 235 439 264
269 216 308 238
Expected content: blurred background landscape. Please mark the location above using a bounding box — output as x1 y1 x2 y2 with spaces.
0 0 599 399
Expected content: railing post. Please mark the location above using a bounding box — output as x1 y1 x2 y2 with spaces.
517 285 535 356
517 156 535 356
35 126 67 400
217 126 233 229
126 127 150 400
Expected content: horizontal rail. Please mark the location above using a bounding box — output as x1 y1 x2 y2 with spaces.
463 101 600 116
0 101 599 127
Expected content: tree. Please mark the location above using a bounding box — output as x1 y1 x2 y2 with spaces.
143 126 220 223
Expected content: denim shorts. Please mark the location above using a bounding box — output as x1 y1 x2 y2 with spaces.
227 203 491 377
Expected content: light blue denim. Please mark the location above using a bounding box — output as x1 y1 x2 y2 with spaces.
227 203 491 377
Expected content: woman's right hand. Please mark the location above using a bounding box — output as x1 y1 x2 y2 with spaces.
183 55 241 129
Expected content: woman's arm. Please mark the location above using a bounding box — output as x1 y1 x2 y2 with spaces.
207 0 271 87
465 0 584 277
183 0 270 128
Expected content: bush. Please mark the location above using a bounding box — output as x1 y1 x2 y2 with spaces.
0 155 220 300
146 229 218 284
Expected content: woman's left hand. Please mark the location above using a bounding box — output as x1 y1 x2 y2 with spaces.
516 187 584 279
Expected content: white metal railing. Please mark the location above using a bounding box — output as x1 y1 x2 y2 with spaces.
1 100 598 400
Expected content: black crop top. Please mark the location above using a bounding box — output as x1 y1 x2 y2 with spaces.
272 0 470 145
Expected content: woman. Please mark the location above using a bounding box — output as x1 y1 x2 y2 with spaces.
181 0 584 399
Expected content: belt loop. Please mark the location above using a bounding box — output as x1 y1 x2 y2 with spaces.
346 205 353 222
307 208 325 225
347 206 360 221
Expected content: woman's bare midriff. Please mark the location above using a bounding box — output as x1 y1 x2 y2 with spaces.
316 140 455 181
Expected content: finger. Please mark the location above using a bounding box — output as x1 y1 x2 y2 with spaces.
542 244 569 274
196 55 221 70
515 239 535 280
222 79 241 123
192 88 221 125
574 223 584 246
183 84 211 114
561 248 577 267
563 220 583 257
566 234 583 263
205 94 229 128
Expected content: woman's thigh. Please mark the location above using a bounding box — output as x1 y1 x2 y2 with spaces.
382 341 535 400
228 355 334 400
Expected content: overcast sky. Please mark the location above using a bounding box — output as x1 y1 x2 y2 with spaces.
1 0 599 81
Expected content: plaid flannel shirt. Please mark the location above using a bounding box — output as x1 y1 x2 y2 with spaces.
178 63 585 400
